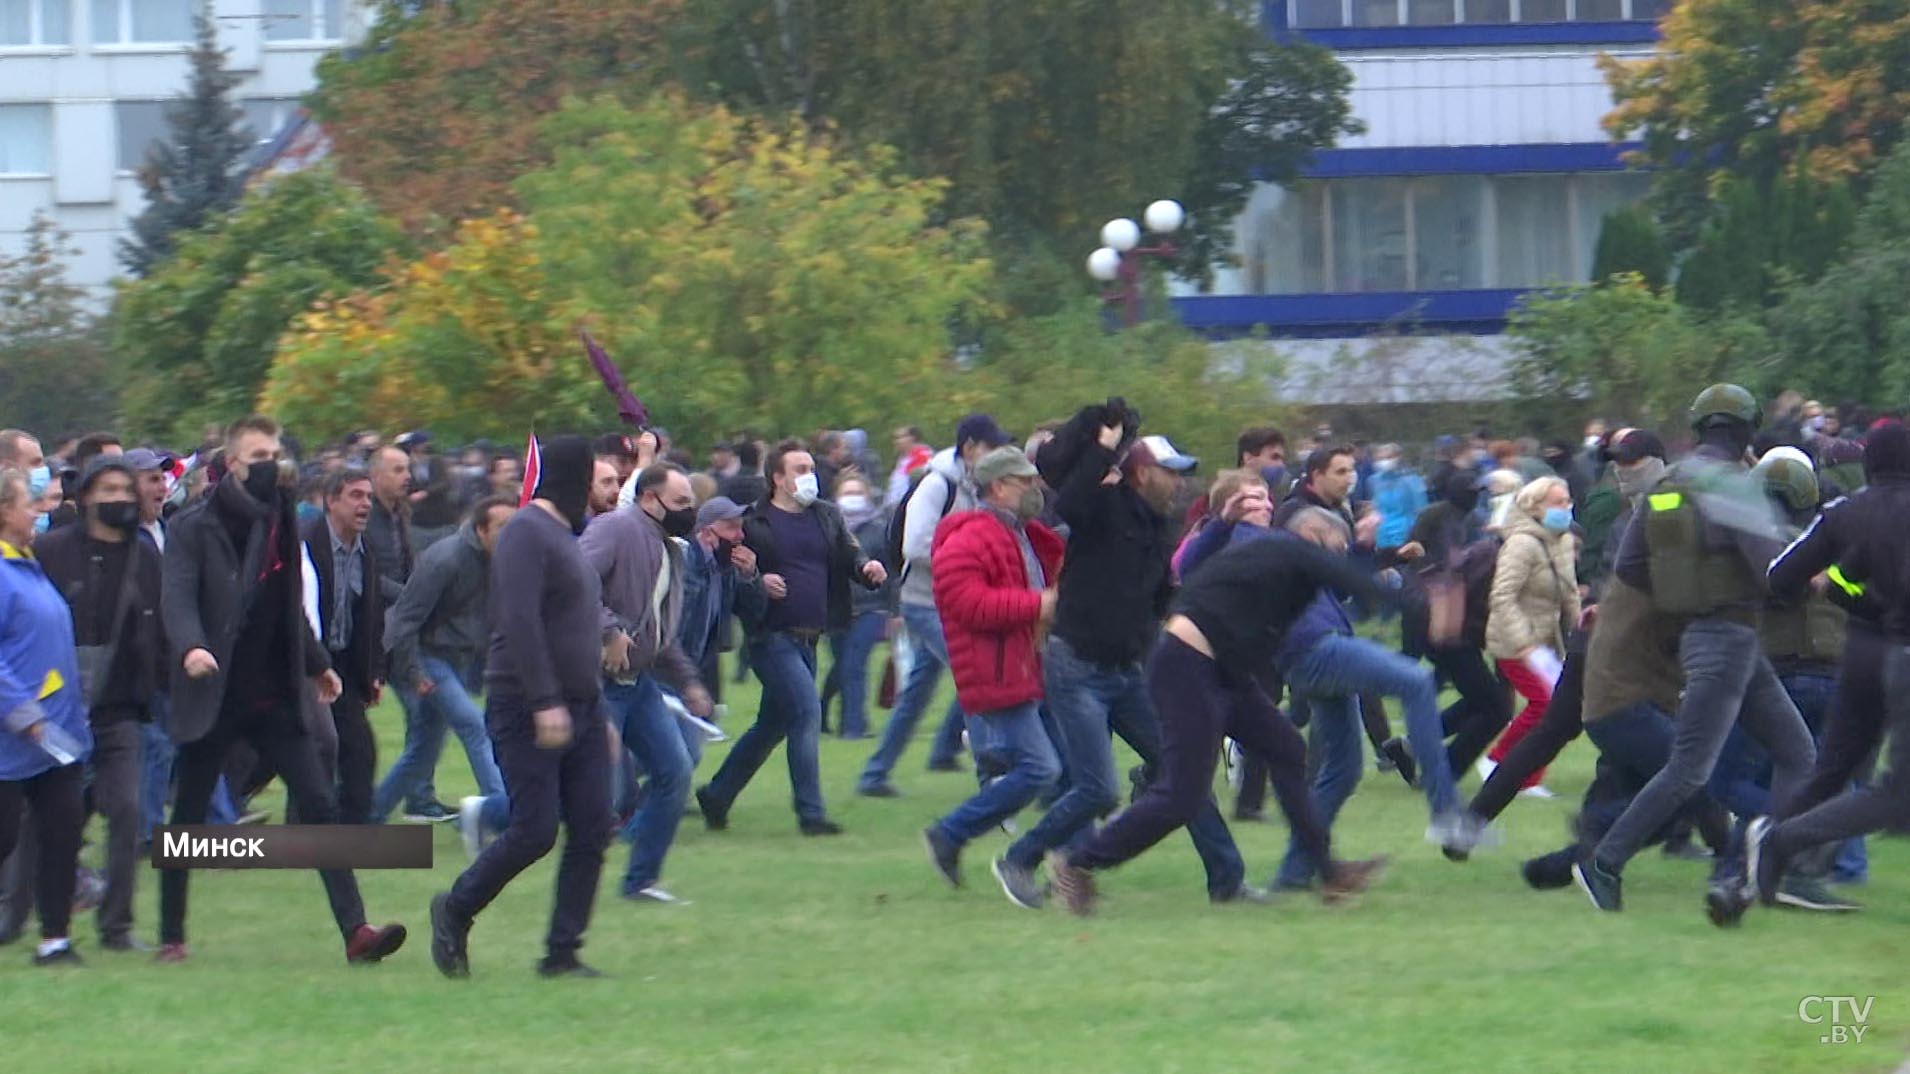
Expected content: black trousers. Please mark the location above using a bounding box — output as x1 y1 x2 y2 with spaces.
1470 637 1587 822
90 720 143 942
160 700 366 946
1429 645 1513 777
446 695 612 960
0 762 84 941
1076 637 1328 873
329 674 377 826
1771 630 1910 861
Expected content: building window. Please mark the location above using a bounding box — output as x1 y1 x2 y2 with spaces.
91 0 195 44
115 100 172 171
0 103 52 173
1232 170 1650 295
1 0 71 45
1286 0 1661 24
265 0 342 41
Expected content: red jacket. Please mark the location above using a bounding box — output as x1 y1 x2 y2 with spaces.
931 509 1065 715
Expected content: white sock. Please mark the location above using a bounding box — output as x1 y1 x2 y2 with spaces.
36 937 70 958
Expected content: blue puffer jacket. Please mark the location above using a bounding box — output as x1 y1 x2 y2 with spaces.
1369 468 1428 551
0 540 92 781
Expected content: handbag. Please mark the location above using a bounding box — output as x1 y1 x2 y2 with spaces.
74 551 141 710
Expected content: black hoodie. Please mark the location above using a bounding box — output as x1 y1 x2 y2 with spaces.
1770 422 1910 637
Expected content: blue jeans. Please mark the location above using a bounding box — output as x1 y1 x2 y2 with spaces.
859 603 965 790
605 675 694 892
1005 636 1245 897
703 632 828 822
372 655 506 821
1709 671 1867 882
1276 634 1458 887
935 702 1060 844
834 610 887 739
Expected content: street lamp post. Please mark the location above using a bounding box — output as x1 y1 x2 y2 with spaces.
1086 199 1185 327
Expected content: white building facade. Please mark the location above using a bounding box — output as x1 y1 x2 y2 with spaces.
0 0 370 295
1175 1 1668 402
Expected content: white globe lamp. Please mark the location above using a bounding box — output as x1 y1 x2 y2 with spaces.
1086 246 1122 282
1100 218 1141 253
1144 199 1185 235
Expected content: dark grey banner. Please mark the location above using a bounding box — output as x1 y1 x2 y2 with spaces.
151 825 434 870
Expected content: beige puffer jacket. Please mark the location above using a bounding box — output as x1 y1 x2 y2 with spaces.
1485 509 1581 661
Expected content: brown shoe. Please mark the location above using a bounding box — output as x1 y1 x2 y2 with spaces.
1047 853 1097 917
345 923 408 964
154 942 189 964
1320 856 1390 905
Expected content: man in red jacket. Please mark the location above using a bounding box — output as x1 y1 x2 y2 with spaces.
922 447 1063 903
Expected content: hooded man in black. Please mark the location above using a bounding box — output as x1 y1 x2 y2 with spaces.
157 415 406 965
431 436 615 980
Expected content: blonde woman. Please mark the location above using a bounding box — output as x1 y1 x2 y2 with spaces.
1482 477 1580 798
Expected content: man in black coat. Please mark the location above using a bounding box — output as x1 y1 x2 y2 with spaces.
301 468 386 826
157 416 404 965
35 456 164 950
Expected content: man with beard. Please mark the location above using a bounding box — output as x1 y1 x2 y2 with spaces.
157 416 406 964
431 436 615 979
590 458 622 519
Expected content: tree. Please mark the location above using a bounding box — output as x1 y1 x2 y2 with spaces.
1589 203 1671 291
1506 275 1772 431
113 170 409 443
1599 0 1910 247
309 0 683 231
1673 176 1857 312
0 216 118 436
120 16 254 276
1769 139 1910 403
266 96 996 447
678 0 1359 284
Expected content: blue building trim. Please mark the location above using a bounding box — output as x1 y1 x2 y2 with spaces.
1301 142 1638 178
1260 1 1660 50
1171 289 1528 339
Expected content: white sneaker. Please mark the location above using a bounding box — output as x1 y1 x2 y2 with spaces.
1475 757 1498 782
1519 785 1558 800
625 886 692 907
458 796 489 861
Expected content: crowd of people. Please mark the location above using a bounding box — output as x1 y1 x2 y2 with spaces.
0 385 1900 976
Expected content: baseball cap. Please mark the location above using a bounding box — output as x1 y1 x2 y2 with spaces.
1607 428 1666 466
123 447 174 473
396 430 432 449
78 455 136 495
695 496 747 530
1138 435 1198 474
972 445 1038 487
955 413 1012 452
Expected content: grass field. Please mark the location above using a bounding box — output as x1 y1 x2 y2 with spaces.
4 656 1908 1074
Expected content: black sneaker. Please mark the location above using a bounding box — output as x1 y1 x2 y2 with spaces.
536 955 605 979
799 817 844 837
695 786 729 831
1380 737 1417 788
1572 858 1623 912
1745 816 1780 906
403 801 458 824
1706 880 1752 928
32 944 83 967
429 891 470 980
991 856 1043 910
923 826 961 887
857 783 901 799
1233 809 1268 823
1777 875 1864 913
99 935 153 953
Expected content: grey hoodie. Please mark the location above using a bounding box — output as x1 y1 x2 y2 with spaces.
899 446 978 608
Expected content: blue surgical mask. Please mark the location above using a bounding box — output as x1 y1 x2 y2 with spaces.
32 512 49 534
26 464 50 499
1541 506 1573 534
1259 464 1287 492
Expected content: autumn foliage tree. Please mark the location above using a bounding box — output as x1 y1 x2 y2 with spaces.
309 0 682 231
1600 0 1910 246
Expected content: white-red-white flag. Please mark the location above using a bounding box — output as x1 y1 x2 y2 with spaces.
518 433 540 508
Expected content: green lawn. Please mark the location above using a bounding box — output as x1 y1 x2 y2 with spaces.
4 656 1907 1074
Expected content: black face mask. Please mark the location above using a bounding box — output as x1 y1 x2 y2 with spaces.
93 501 140 531
661 505 696 539
714 538 738 566
242 462 280 504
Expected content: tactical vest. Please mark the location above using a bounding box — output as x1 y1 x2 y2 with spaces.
1644 471 1761 617
1759 589 1847 666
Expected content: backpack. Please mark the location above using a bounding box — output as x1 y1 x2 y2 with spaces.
883 467 957 579
1424 537 1503 650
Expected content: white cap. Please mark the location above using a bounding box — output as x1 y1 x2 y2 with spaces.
1138 435 1198 473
